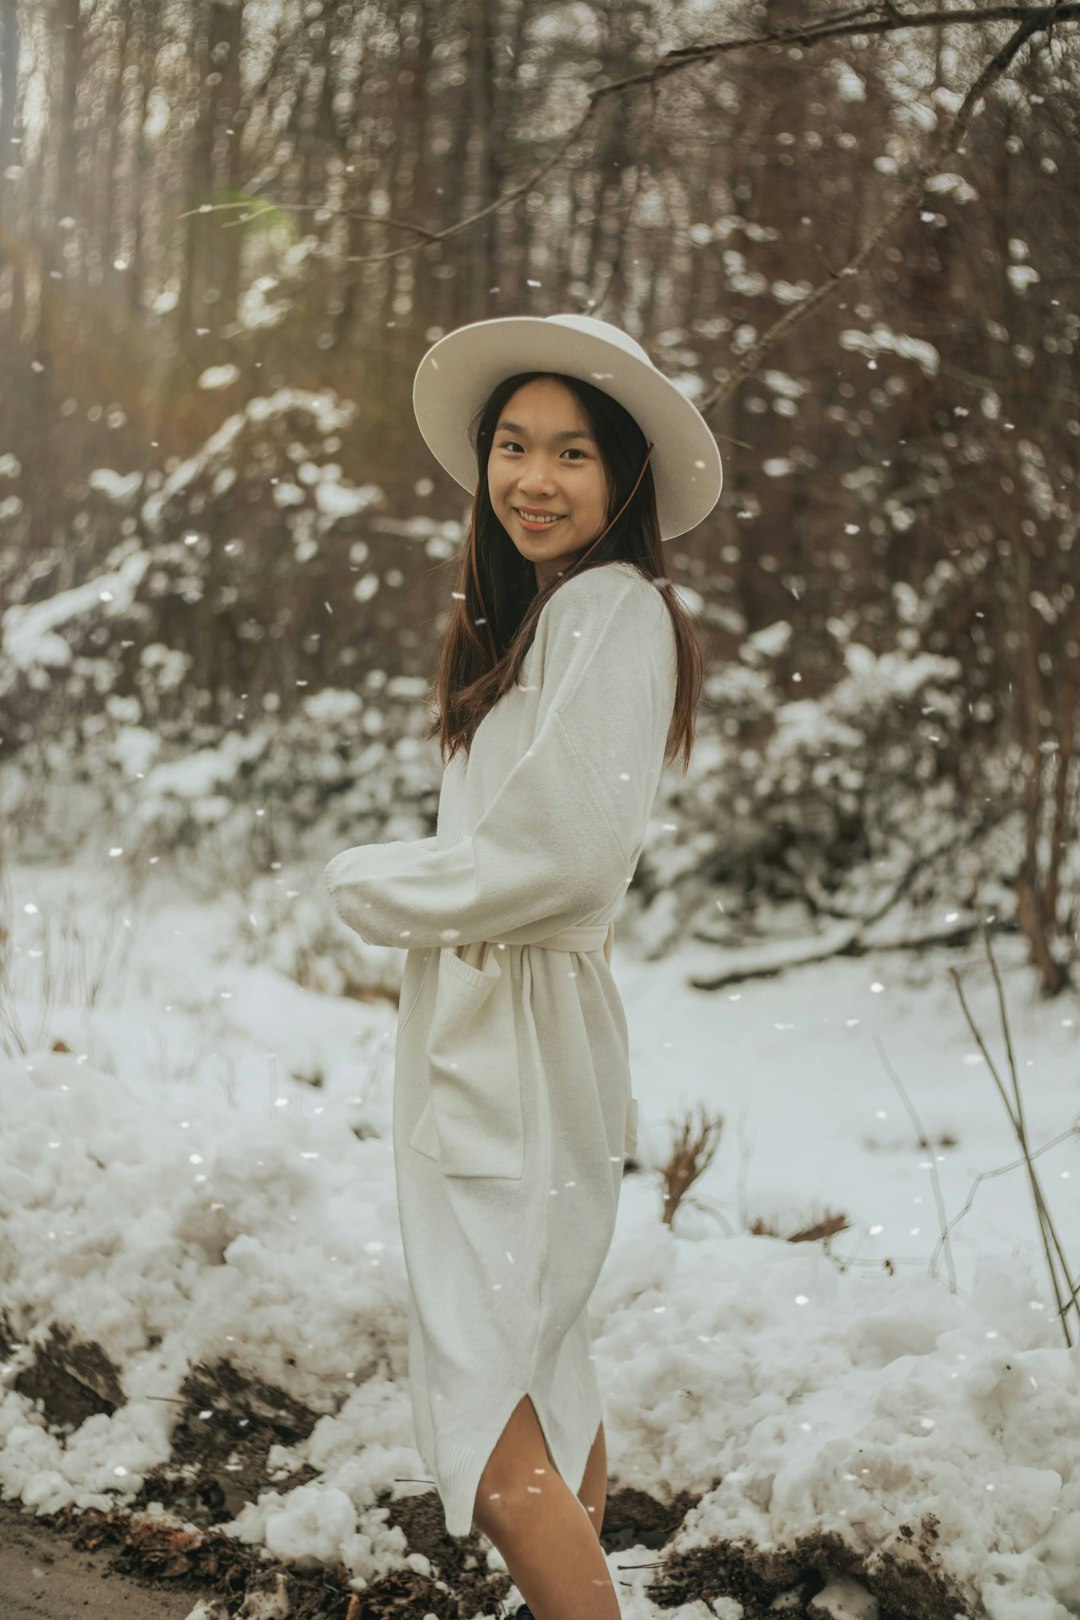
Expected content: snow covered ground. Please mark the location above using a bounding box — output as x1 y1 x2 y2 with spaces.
1 853 1079 1620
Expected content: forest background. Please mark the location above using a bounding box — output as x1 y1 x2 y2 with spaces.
0 0 1077 996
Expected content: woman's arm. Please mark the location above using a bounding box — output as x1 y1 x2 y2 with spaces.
324 568 675 950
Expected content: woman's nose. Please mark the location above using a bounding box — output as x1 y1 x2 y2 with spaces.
517 460 558 494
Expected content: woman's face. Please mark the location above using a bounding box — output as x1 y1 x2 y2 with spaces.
486 376 609 590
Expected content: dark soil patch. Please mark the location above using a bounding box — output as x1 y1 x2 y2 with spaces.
12 1323 125 1428
3 1331 981 1618
649 1515 977 1620
130 1357 327 1526
0 1489 981 1620
18 1500 508 1619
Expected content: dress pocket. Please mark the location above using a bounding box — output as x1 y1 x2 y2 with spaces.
395 949 430 1045
407 946 524 1180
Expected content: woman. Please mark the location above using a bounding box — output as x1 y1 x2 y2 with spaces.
325 312 722 1619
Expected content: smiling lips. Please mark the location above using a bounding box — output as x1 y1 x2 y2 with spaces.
514 508 565 527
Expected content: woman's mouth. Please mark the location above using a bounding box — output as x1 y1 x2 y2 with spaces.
514 508 566 533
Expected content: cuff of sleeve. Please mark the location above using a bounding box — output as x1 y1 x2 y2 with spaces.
324 842 403 941
323 836 444 947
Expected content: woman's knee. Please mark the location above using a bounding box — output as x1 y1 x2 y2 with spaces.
473 1396 560 1530
475 1450 559 1522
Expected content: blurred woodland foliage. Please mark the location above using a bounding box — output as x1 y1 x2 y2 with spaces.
0 0 1077 990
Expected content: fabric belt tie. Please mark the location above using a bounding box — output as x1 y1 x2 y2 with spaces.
488 921 612 959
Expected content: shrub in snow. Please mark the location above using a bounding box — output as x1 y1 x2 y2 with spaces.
0 387 1035 946
111 680 439 879
0 389 387 766
634 637 1006 942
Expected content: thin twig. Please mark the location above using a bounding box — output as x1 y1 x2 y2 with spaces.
875 1035 957 1293
175 198 441 242
983 912 1029 1143
699 3 1056 410
179 3 1079 275
981 911 1080 1315
948 931 1077 1345
928 1122 1080 1279
651 1 1080 82
345 115 592 268
952 965 1070 1330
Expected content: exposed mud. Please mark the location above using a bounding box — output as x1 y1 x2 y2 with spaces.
2 1326 982 1619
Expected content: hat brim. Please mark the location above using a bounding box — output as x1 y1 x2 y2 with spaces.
412 316 722 542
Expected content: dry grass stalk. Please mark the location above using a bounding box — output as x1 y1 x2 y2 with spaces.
748 1208 850 1245
787 1211 850 1244
0 837 141 1058
949 913 1078 1347
875 1036 958 1296
660 1102 724 1229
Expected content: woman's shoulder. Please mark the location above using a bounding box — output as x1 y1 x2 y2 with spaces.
531 564 674 691
542 561 668 628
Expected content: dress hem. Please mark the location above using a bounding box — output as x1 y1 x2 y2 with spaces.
433 1384 603 1539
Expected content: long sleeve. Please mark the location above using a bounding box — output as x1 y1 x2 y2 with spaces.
323 566 676 950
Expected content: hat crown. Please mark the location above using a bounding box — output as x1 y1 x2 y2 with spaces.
544 313 653 369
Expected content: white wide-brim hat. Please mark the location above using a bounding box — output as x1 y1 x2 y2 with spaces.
412 312 722 542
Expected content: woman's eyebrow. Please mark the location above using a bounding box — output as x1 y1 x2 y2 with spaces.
496 420 595 443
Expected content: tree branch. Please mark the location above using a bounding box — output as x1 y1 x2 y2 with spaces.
638 0 1080 89
174 198 442 242
344 114 590 267
698 2 1061 410
177 3 1077 273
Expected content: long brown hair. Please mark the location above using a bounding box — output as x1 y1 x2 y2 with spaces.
427 370 704 774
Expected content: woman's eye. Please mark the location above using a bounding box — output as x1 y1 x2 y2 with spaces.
497 441 586 460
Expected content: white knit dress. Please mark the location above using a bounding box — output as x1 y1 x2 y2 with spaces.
324 560 677 1537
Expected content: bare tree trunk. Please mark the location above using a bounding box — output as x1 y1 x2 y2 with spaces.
0 0 21 466
993 100 1071 996
495 0 533 315
176 0 244 362
101 0 134 282
20 0 84 557
404 0 435 333
127 0 157 319
727 0 804 641
53 0 83 233
466 0 504 313
0 0 20 251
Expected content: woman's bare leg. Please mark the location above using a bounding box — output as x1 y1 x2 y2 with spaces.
473 1396 620 1620
577 1421 608 1540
